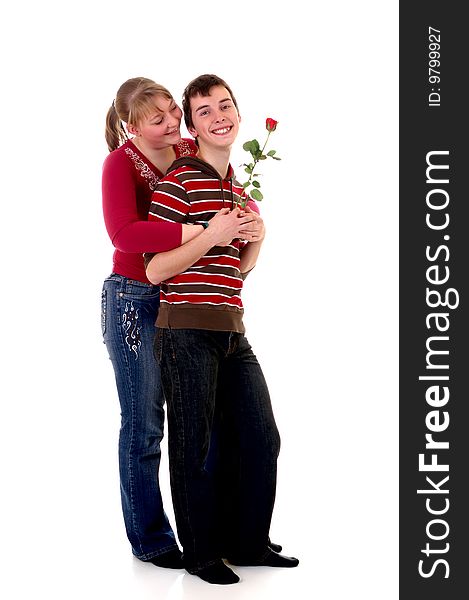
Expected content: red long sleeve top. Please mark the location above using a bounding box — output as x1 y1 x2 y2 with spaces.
102 138 197 283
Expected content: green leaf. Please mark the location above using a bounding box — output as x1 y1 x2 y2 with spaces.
272 156 281 160
243 140 260 160
259 155 267 160
250 189 263 201
242 181 251 188
252 180 261 188
267 150 276 156
244 166 253 174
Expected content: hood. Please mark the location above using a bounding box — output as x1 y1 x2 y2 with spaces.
166 155 234 181
166 155 237 208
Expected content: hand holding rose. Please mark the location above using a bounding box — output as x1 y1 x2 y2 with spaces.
237 206 265 243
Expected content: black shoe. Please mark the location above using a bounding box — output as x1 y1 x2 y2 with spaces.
193 560 240 585
145 548 183 569
228 549 299 568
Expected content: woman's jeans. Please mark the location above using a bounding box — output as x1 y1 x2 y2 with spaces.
101 274 177 560
155 327 281 572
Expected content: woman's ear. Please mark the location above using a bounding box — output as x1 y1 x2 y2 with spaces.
126 123 139 136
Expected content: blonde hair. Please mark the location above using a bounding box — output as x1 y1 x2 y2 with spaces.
105 77 173 152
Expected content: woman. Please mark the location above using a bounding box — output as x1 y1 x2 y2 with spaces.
101 78 248 568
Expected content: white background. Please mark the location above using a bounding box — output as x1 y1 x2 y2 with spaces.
1 1 398 598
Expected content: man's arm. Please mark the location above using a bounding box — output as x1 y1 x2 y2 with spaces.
145 208 255 285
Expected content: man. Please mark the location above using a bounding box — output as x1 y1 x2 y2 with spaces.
145 74 298 585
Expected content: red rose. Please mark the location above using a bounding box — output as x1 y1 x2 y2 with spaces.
265 118 278 132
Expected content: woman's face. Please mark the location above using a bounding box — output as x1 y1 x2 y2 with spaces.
135 96 183 148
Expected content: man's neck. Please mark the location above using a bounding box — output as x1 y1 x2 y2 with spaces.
197 145 232 179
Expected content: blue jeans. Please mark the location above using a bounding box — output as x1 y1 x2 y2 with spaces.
101 274 177 560
155 327 281 573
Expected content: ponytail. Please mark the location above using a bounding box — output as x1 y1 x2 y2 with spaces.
105 102 128 153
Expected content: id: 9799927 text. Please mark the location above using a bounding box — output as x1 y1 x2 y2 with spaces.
428 26 441 107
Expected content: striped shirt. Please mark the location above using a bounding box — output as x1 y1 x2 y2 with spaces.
146 156 249 333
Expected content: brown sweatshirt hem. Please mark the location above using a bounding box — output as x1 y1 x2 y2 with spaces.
156 303 245 334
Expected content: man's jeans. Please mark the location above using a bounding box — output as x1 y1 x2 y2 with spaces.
101 274 177 560
155 327 281 572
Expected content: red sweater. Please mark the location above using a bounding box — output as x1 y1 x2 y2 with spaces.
102 138 197 282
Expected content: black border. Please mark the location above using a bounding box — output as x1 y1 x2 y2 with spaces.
400 3 467 597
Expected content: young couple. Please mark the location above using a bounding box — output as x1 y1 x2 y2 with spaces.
102 74 298 584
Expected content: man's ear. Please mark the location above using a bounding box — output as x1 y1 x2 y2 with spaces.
188 126 198 138
126 123 139 136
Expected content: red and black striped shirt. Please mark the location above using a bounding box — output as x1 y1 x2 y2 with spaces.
146 156 251 333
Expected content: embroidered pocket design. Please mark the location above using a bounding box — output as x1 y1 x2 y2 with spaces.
122 301 142 359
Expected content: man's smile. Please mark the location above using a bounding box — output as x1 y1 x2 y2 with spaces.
211 125 233 135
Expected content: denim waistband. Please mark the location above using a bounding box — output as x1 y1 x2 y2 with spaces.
104 273 159 292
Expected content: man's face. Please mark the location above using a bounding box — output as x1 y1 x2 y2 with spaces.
188 85 240 151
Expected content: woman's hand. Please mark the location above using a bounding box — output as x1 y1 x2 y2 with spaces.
237 206 265 243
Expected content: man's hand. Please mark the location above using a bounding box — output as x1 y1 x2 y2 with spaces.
205 207 255 246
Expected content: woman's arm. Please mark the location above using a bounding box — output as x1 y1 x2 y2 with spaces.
238 207 266 273
102 151 203 253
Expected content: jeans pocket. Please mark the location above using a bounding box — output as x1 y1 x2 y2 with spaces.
101 289 107 337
